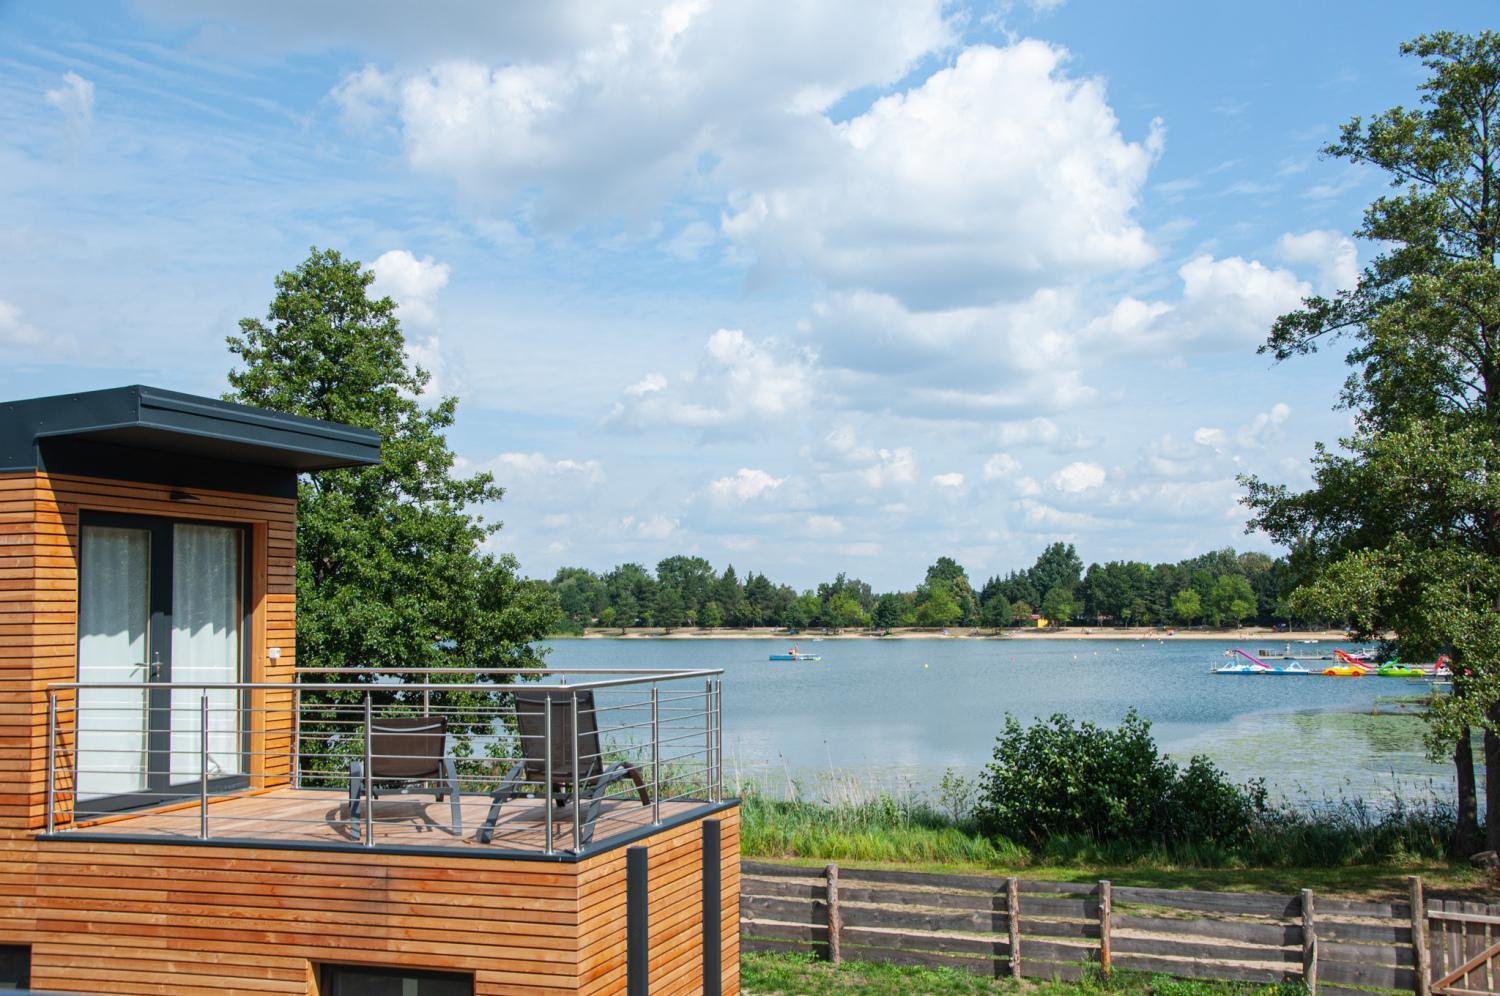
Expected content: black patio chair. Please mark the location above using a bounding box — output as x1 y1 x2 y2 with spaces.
476 689 649 848
348 715 461 840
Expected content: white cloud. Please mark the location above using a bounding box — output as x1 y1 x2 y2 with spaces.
1192 427 1228 450
492 452 606 486
707 467 784 502
331 64 397 128
624 514 677 541
993 416 1095 451
725 41 1160 310
46 71 94 137
805 515 845 538
1020 498 1103 530
333 1 953 228
1050 461 1107 493
837 542 881 557
982 454 1022 480
1236 402 1291 448
1276 229 1358 295
368 249 450 328
0 299 73 355
932 472 965 488
860 447 917 489
607 329 816 431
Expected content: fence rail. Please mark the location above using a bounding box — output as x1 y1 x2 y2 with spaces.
741 862 1499 993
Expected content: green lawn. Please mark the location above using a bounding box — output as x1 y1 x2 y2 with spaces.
741 952 1304 996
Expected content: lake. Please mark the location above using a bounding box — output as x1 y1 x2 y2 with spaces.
542 637 1478 811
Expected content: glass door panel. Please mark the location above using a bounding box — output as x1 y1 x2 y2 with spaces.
76 526 150 800
169 524 244 784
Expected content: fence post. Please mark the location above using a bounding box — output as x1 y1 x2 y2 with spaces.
45 691 55 834
199 693 210 840
1099 880 1112 977
825 863 841 966
544 698 554 855
1301 888 1318 996
650 685 661 825
1411 875 1429 996
1007 877 1021 979
362 693 374 847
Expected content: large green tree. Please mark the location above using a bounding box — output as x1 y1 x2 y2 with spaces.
226 248 559 680
1243 33 1500 852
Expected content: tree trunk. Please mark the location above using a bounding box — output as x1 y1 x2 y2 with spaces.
1456 727 1480 856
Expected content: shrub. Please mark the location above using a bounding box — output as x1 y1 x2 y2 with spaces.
975 709 1261 848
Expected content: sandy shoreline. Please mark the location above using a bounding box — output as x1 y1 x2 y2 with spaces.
558 626 1356 642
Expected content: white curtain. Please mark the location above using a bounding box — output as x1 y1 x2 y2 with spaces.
76 527 150 800
170 525 243 783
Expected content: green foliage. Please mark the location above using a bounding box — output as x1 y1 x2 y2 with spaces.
975 711 1265 849
225 248 559 675
914 581 963 628
1028 542 1085 596
1170 589 1202 626
1040 586 1075 626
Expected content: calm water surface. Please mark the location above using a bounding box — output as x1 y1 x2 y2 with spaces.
542 637 1475 808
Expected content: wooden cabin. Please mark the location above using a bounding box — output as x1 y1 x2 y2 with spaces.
0 386 740 995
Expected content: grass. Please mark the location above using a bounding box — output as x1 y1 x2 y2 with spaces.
740 788 1487 898
741 952 1305 996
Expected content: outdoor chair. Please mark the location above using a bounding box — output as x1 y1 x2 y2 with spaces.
476 689 650 848
347 715 461 840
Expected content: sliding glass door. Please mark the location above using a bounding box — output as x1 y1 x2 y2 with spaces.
75 514 249 811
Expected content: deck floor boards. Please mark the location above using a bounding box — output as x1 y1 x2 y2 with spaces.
61 788 703 852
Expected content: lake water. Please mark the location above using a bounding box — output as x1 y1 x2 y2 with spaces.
542 637 1478 811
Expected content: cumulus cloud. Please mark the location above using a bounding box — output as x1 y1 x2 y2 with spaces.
0 299 73 355
324 0 953 228
607 329 815 431
1050 461 1107 493
46 71 94 137
860 447 917 489
1236 402 1291 448
982 454 1022 480
805 515 845 537
707 467 783 502
1276 229 1358 295
624 514 677 541
726 41 1160 310
932 472 965 488
491 451 606 486
368 249 450 328
1090 255 1310 353
994 417 1096 451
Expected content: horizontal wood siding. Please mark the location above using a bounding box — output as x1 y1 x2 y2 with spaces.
0 472 296 830
578 807 741 996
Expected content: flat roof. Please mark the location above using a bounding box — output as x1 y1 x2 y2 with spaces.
0 385 382 473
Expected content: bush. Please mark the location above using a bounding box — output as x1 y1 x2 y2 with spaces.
975 710 1262 848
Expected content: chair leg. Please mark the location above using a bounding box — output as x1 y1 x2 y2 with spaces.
444 758 461 837
476 761 525 844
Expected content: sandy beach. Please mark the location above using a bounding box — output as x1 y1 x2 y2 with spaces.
563 626 1357 642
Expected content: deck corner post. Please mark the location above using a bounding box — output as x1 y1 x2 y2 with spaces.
824 862 841 966
1007 876 1021 979
1099 880 1112 977
1301 887 1318 995
45 690 56 834
627 845 650 996
702 820 722 996
1411 875 1430 996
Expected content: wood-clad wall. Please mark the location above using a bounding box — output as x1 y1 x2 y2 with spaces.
0 806 740 995
578 808 741 995
0 471 296 831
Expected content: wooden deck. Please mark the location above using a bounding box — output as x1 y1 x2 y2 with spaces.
63 787 708 853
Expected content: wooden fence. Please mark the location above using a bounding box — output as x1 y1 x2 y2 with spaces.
741 862 1500 993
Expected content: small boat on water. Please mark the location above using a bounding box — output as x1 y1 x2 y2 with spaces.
769 645 821 662
1376 663 1425 678
1214 649 1313 675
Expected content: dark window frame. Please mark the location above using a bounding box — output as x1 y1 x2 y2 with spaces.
75 510 254 814
0 943 29 991
317 962 473 996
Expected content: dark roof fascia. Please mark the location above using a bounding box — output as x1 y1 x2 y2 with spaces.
0 385 382 473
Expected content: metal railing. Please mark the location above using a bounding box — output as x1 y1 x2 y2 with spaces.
44 667 724 855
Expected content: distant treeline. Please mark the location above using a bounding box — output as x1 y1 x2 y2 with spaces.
546 543 1296 633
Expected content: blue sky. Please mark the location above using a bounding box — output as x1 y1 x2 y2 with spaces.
2 1 1493 590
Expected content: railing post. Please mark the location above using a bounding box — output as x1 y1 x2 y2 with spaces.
704 679 713 801
199 692 210 840
714 679 723 802
825 862 841 966
544 696 554 855
1410 876 1429 996
292 685 301 790
650 685 661 825
363 693 374 847
1302 888 1318 996
45 690 56 834
422 686 430 717
570 691 582 852
702 820 722 996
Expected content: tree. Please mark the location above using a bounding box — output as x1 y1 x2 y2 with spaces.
1028 542 1084 598
653 585 686 631
1242 32 1500 852
225 248 558 680
924 558 978 623
872 592 913 629
1040 587 1075 627
1207 575 1257 628
914 583 963 628
1170 589 1202 627
825 592 870 629
700 600 724 629
980 593 1013 630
